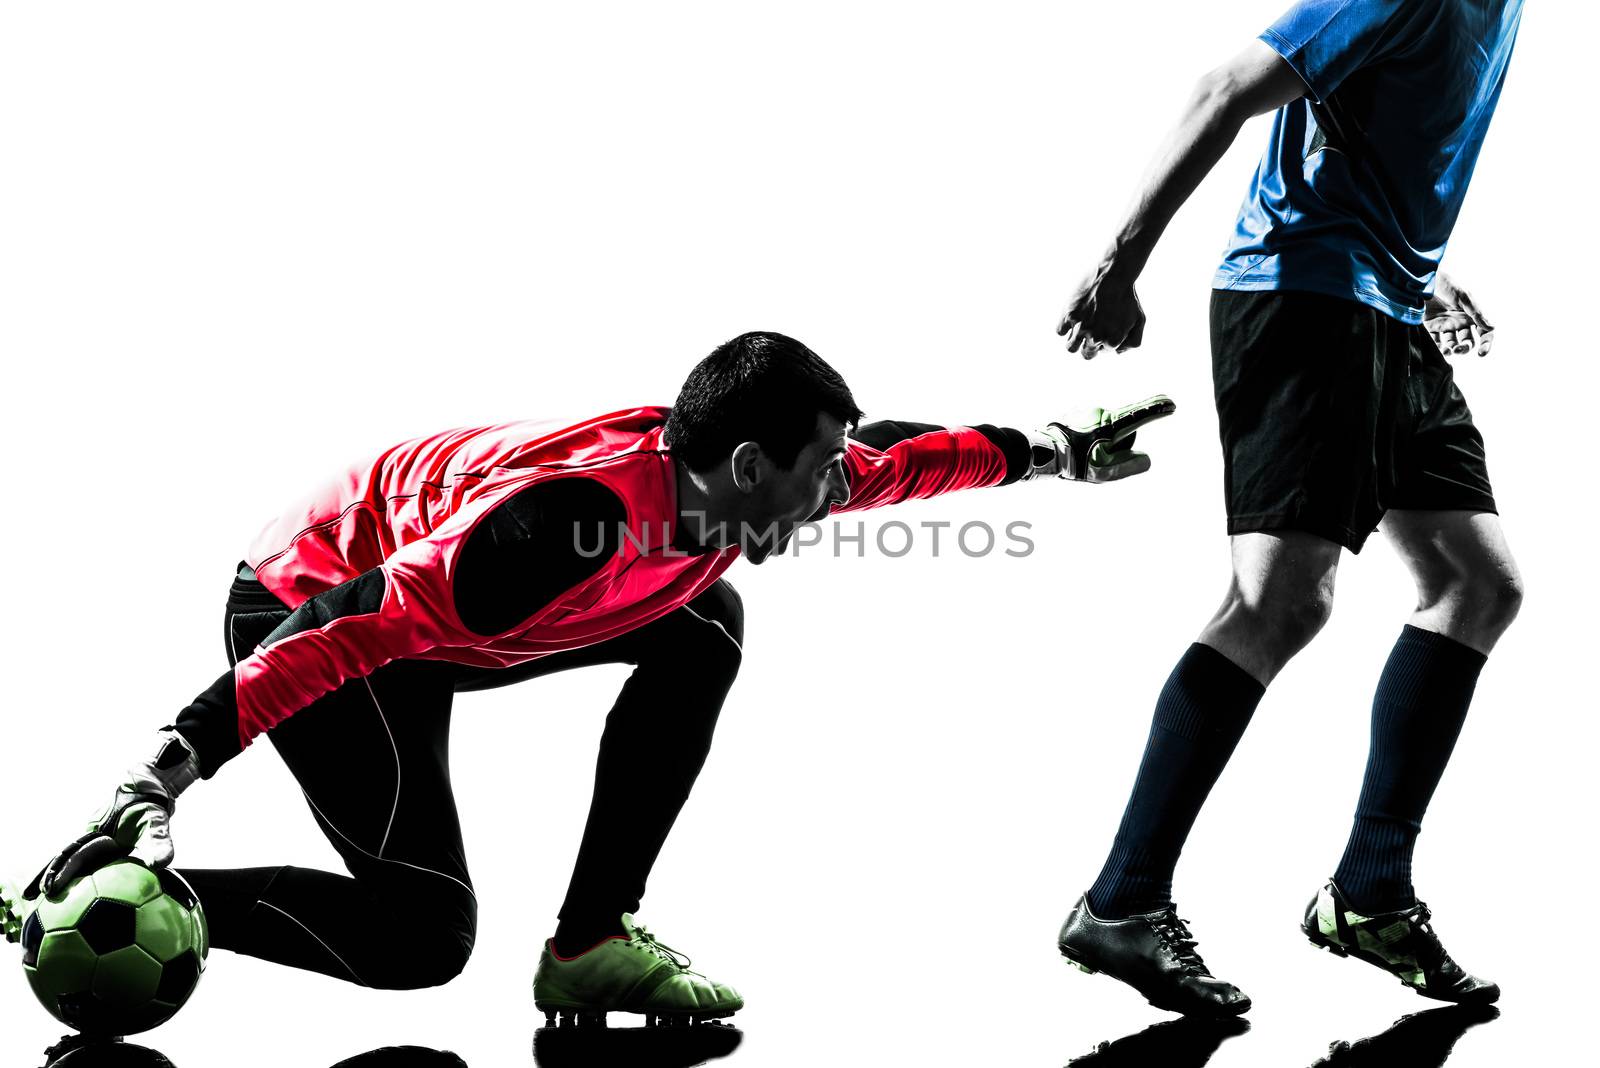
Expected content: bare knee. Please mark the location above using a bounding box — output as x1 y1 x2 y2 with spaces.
1423 565 1524 640
1277 582 1337 646
1386 510 1522 650
1474 566 1523 631
1225 579 1335 651
1203 549 1338 682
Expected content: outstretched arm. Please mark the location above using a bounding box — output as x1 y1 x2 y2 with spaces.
834 423 1017 514
838 398 1177 513
1057 40 1306 357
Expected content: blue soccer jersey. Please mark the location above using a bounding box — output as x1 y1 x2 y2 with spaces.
1213 0 1523 323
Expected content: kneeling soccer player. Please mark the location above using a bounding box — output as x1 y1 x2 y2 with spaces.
6 331 1173 1025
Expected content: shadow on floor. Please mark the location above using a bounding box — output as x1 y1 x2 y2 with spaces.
1066 1015 1251 1066
1308 1003 1500 1067
534 1019 742 1067
39 1037 470 1068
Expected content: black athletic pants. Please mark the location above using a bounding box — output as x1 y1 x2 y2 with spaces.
178 567 745 989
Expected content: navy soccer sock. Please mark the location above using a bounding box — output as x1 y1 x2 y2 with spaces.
1332 625 1487 914
1086 643 1265 919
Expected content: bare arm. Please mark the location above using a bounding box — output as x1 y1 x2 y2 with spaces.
1057 40 1307 357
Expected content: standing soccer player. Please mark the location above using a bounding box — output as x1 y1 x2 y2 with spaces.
1053 1 1523 1015
5 332 1171 1027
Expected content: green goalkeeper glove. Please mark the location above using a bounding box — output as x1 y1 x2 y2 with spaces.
30 728 200 898
1023 395 1176 483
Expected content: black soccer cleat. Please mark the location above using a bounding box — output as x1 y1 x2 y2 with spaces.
1058 893 1251 1017
1302 880 1499 1004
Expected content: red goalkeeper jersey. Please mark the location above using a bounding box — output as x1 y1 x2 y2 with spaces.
230 406 1012 750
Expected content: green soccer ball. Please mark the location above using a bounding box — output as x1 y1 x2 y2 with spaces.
19 860 208 1035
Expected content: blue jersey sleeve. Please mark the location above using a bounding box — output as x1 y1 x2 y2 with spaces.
1259 0 1434 102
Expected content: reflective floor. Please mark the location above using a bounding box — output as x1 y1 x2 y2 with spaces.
32 1030 744 1068
10 1002 1522 1068
0 821 1577 1068
4 993 1548 1068
36 1039 471 1068
533 1020 741 1067
1063 1004 1500 1068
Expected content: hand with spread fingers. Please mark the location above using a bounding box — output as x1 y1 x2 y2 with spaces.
1424 273 1495 358
1057 266 1147 360
1024 395 1177 483
27 728 201 900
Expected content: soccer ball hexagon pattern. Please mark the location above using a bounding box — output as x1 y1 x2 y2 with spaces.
21 860 208 1035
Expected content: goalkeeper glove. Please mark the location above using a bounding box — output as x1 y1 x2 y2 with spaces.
30 727 200 898
1023 394 1176 483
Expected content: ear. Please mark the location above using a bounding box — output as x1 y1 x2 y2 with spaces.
728 441 767 493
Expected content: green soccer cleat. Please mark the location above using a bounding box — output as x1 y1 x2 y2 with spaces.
1303 880 1499 1004
533 914 743 1027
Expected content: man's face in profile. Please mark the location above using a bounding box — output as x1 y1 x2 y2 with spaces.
741 411 851 564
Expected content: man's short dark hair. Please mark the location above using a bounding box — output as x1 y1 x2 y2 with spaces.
665 332 863 471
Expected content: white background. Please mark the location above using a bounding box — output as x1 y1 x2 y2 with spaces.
1 3 1592 1066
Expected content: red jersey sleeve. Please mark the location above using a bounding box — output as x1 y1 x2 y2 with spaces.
231 534 465 750
834 424 1012 514
229 477 628 752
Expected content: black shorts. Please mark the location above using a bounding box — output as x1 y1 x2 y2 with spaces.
1210 289 1496 553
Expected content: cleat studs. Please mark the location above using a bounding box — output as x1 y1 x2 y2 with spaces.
1058 947 1096 974
543 1010 556 1027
